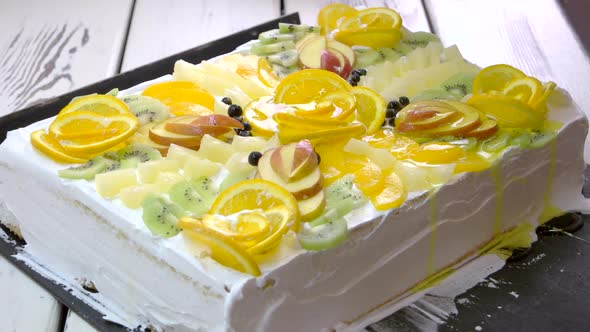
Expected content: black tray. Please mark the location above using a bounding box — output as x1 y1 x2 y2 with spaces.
1 13 589 331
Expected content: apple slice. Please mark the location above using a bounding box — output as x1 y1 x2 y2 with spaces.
298 190 326 221
149 119 203 148
258 151 323 200
165 115 235 137
327 40 355 68
419 106 482 137
464 117 498 139
270 143 297 181
321 50 343 76
299 35 327 69
190 114 244 128
270 140 319 183
397 110 459 132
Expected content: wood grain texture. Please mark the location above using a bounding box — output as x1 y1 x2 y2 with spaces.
0 256 63 332
121 0 282 71
0 0 134 116
64 310 98 332
424 0 590 116
283 0 431 32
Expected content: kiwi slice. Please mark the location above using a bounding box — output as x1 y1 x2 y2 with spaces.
325 174 366 217
482 131 512 153
120 95 170 126
271 63 299 79
508 129 532 149
141 194 183 238
377 48 400 62
411 89 461 102
266 49 298 67
392 42 413 56
278 23 320 34
297 217 348 251
402 31 440 49
354 48 381 68
106 88 119 96
169 177 216 217
258 29 296 44
58 156 110 180
219 171 252 192
438 136 478 151
529 130 556 149
250 41 296 56
116 143 162 169
440 72 476 97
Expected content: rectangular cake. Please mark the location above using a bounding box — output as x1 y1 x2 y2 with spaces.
0 4 588 331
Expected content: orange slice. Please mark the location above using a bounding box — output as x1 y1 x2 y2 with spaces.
313 90 357 119
334 28 402 49
317 3 358 34
201 212 271 242
472 64 526 94
243 96 280 137
274 69 351 105
167 102 214 117
209 179 300 231
409 142 465 164
30 129 88 163
247 205 292 255
179 217 261 276
279 122 366 144
353 161 385 195
467 94 543 129
502 76 543 105
339 7 402 31
50 111 139 155
351 86 387 135
370 171 406 210
56 94 131 117
142 81 215 110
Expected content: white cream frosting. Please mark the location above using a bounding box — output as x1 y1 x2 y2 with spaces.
0 80 588 332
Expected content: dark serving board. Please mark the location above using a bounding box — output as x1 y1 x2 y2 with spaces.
1 12 589 331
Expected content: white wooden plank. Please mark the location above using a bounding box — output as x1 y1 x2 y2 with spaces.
0 256 63 332
424 0 590 117
121 0 282 71
284 0 431 32
64 310 98 332
0 0 134 116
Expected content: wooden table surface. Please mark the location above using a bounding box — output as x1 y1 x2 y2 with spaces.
1 0 589 331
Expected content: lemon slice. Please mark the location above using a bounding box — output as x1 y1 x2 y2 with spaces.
56 94 131 117
467 94 543 129
351 86 387 134
179 217 261 276
210 179 300 231
49 111 139 155
274 69 351 105
502 76 543 105
201 212 271 242
339 7 402 31
334 28 402 48
317 3 358 34
472 64 526 94
30 129 88 164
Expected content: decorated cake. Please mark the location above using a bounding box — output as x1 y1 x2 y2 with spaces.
0 4 587 331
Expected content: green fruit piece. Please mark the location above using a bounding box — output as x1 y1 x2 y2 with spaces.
117 143 162 169
297 217 348 251
325 174 366 216
411 89 461 102
529 130 556 149
392 42 413 56
266 49 298 67
354 48 381 68
308 208 339 227
402 31 440 49
440 72 476 97
58 156 110 180
120 95 170 126
219 171 253 192
278 23 320 34
250 41 296 55
271 64 299 79
258 29 296 44
438 136 478 151
142 194 183 238
377 48 400 62
482 131 512 153
508 129 532 148
169 177 216 217
106 88 119 96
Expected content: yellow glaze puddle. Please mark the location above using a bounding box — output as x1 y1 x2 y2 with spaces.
478 223 535 260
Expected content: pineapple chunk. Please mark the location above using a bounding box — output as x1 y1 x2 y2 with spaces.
120 184 162 209
231 136 267 153
138 159 181 183
154 172 185 192
184 155 221 179
95 169 138 198
225 151 256 173
198 135 235 163
166 144 201 166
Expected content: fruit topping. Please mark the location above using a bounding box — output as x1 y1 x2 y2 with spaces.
95 168 138 198
352 86 387 134
58 156 113 180
169 177 217 218
248 151 262 166
297 217 348 251
141 194 184 238
274 69 351 104
120 95 170 126
30 129 88 164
